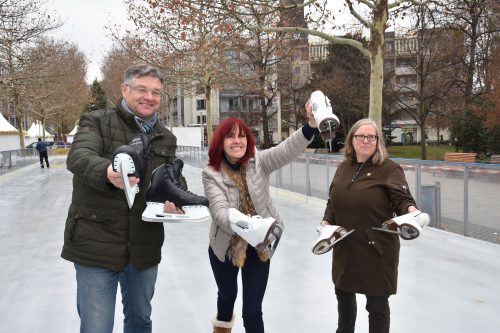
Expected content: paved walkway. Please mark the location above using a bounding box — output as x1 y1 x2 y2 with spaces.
0 158 499 332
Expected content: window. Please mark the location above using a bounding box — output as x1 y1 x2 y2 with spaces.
197 99 206 110
197 115 207 124
396 75 417 85
294 51 301 61
228 98 240 111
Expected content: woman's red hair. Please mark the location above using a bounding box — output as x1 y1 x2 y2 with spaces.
208 117 255 170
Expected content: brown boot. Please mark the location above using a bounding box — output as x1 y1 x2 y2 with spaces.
212 314 235 333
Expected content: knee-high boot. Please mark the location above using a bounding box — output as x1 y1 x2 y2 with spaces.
212 314 235 333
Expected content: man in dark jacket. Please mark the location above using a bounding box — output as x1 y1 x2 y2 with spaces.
61 64 182 333
35 138 49 168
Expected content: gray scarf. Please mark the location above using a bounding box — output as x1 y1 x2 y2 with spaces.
120 99 157 133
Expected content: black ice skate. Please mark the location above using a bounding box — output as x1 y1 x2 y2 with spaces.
112 134 152 208
142 160 210 223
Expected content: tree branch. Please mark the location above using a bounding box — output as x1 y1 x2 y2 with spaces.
251 25 370 57
389 0 432 9
345 0 372 29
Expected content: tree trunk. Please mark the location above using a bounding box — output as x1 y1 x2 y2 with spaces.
420 122 427 160
205 82 213 144
14 91 25 148
368 0 388 130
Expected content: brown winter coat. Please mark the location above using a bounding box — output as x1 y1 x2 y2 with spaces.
323 158 416 295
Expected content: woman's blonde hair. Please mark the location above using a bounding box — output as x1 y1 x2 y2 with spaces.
343 118 388 165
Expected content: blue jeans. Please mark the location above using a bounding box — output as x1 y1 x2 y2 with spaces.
74 263 158 333
209 246 270 333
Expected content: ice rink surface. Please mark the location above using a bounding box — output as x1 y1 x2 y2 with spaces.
0 159 499 332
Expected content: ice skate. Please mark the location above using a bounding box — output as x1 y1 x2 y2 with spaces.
310 90 340 142
112 134 151 208
227 208 283 258
142 160 210 223
372 210 430 240
312 224 354 255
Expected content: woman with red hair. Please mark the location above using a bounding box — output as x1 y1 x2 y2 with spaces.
202 106 317 333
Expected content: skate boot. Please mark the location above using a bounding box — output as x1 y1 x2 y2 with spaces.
310 90 340 143
372 210 430 240
227 208 283 258
142 160 210 223
312 224 354 255
112 133 151 208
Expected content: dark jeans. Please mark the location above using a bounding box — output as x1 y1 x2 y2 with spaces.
335 287 390 333
39 151 49 167
209 246 270 333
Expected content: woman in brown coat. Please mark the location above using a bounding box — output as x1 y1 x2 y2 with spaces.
320 118 418 333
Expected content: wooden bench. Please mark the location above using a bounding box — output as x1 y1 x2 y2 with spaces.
315 148 331 154
303 148 316 153
443 152 477 162
489 154 500 164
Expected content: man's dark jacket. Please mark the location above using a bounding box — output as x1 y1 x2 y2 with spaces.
61 98 178 271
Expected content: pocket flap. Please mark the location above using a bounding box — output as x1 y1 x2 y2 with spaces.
75 206 118 222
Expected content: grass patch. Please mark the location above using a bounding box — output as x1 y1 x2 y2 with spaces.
387 145 457 161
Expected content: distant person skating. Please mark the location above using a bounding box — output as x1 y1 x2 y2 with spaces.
35 138 49 168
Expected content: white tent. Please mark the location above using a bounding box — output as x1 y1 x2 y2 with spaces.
0 113 20 151
66 125 78 143
25 121 54 147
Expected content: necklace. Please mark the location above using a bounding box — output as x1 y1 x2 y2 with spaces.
351 161 366 183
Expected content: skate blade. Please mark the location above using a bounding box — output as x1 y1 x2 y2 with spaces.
255 222 283 258
312 229 354 255
114 154 138 209
142 202 210 223
398 224 420 240
371 226 419 240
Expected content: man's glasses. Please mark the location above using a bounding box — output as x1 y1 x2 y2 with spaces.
126 84 162 98
354 135 378 142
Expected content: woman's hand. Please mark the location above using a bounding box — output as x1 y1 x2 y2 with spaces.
305 99 318 128
320 219 330 227
407 205 418 213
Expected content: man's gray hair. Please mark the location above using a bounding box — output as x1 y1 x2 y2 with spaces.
123 64 164 85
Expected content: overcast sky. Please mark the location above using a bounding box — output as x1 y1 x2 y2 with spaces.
47 0 129 83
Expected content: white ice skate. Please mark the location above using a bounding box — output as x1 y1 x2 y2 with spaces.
112 134 151 209
113 153 139 209
372 210 430 240
310 90 340 142
227 208 283 258
312 224 354 255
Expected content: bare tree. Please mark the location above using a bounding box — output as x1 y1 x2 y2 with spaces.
22 38 88 141
101 41 140 106
0 0 61 147
110 0 241 141
440 0 500 106
386 5 464 159
188 0 432 130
